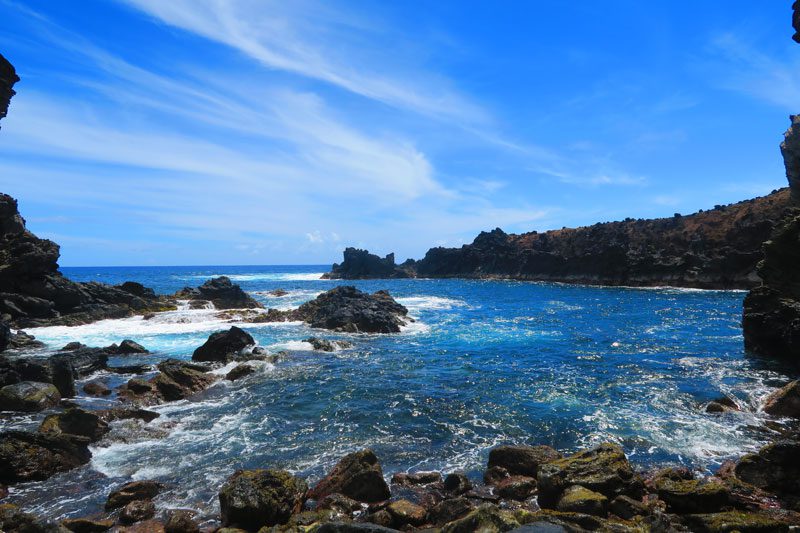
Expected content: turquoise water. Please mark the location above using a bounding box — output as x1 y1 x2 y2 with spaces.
4 265 793 521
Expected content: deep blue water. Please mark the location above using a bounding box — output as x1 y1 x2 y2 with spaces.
3 265 794 521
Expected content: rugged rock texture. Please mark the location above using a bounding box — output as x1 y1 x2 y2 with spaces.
38 408 110 442
0 381 60 411
794 1 800 44
324 248 413 279
0 430 91 483
487 445 561 478
763 380 800 418
327 190 790 289
293 286 409 333
106 480 164 510
219 469 308 530
174 276 262 310
117 359 217 405
735 435 800 497
192 326 254 363
308 449 391 503
0 53 18 128
0 194 174 329
743 117 800 363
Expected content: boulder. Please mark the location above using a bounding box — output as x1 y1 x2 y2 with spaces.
118 359 216 405
386 499 426 527
0 430 91 483
428 497 475 525
651 468 730 514
304 337 353 352
226 363 255 381
735 437 800 495
763 381 800 418
106 480 164 510
175 277 262 310
495 475 537 501
608 495 647 519
323 248 413 280
440 504 519 533
120 500 156 524
391 471 442 486
98 407 160 423
308 449 391 503
83 381 111 396
488 445 561 477
192 327 254 363
536 443 639 508
38 408 110 442
0 381 60 411
484 466 511 485
444 472 472 494
0 503 69 533
705 396 740 414
164 509 199 533
61 516 115 532
555 485 608 516
683 511 789 533
0 321 8 353
219 469 307 529
315 493 362 514
113 340 149 354
294 286 409 333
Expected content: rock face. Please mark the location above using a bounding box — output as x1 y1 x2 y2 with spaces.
324 248 413 279
219 469 308 530
0 430 91 483
763 380 800 418
174 276 262 309
735 435 800 496
308 449 391 503
743 117 800 363
192 326 254 362
38 408 110 442
0 381 60 411
294 286 409 333
0 53 18 128
487 445 561 478
0 194 173 329
326 190 790 289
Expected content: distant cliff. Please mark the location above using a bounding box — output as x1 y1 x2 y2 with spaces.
326 189 791 289
0 53 18 128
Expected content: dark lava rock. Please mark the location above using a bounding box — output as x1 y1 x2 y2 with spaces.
118 359 216 405
98 407 160 423
0 502 69 533
0 53 19 128
163 509 199 533
444 472 472 494
495 475 537 501
219 469 307 529
483 466 511 485
0 322 8 353
109 340 149 354
391 471 442 486
83 381 111 396
61 516 115 532
107 364 151 375
555 485 608 516
39 408 110 442
428 497 475 525
324 248 413 279
226 363 255 381
651 468 730 514
488 445 562 478
0 381 60 411
192 326 254 363
294 286 409 333
174 276 262 310
0 430 91 483
735 436 800 495
308 449 391 503
315 493 362 514
106 480 164 510
304 337 353 352
120 500 156 524
763 380 800 418
536 443 639 508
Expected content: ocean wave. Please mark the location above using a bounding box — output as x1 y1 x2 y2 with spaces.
396 295 468 311
175 273 326 282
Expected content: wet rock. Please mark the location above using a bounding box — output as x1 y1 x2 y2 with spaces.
0 322 8 353
175 277 262 310
488 445 562 478
118 359 216 405
39 408 110 442
294 286 409 333
61 342 86 351
386 499 427 527
98 407 160 423
0 381 60 411
608 495 647 519
304 337 353 352
555 485 608 516
365 509 394 528
315 493 363 515
735 436 800 495
106 480 164 510
763 381 800 418
192 326 254 363
83 381 111 396
308 449 391 503
706 396 740 414
107 364 151 375
0 502 69 532
110 340 149 354
536 443 639 508
391 471 442 486
484 466 511 485
61 516 115 532
0 430 91 483
316 523 400 533
269 289 288 297
495 475 537 501
125 378 153 394
218 469 307 529
163 509 199 533
119 500 156 524
440 504 519 533
652 468 730 514
226 363 255 381
683 510 790 532
428 497 475 525
444 472 472 494
116 519 165 533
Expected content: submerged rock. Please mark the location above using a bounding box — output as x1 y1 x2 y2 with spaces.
219 469 307 529
0 381 60 411
192 326 254 363
175 276 262 310
304 337 353 352
226 363 255 381
308 449 391 503
0 430 91 483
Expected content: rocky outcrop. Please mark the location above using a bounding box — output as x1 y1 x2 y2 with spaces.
0 194 174 329
324 248 413 279
308 449 391 503
0 53 18 129
174 276 262 309
219 469 308 530
326 190 790 289
106 480 164 510
0 430 91 483
192 326 254 363
0 381 60 411
38 408 110 442
117 359 217 405
293 286 408 333
763 380 800 418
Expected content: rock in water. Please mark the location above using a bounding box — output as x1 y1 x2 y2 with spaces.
487 445 561 477
0 430 91 483
38 408 110 442
219 469 308 530
324 248 413 279
735 436 800 495
106 480 164 509
118 359 217 405
294 286 408 333
308 449 391 503
0 381 60 412
174 276 262 309
192 326 254 362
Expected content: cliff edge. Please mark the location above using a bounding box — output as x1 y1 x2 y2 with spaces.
0 53 18 128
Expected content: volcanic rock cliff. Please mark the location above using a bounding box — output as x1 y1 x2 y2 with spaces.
327 189 791 289
0 53 18 127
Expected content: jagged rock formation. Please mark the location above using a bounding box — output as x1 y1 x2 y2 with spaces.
794 1 800 43
0 193 174 329
0 53 18 128
174 276 263 309
328 190 790 289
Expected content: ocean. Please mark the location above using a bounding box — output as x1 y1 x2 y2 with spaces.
2 264 792 521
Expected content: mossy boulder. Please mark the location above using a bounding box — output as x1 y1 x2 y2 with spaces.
555 485 609 516
536 443 639 508
386 499 427 527
495 475 537 500
488 445 561 477
683 511 789 532
652 470 730 514
428 497 475 526
219 469 308 530
0 381 60 411
39 408 110 442
441 504 520 533
308 449 390 503
734 437 800 495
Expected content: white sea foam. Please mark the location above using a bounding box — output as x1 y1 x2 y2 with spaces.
397 295 468 311
177 273 326 282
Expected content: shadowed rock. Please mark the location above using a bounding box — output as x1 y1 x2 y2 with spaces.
219 469 307 530
192 326 254 363
175 276 262 310
0 430 91 483
308 449 391 503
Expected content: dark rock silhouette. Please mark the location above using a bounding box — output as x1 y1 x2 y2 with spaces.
324 248 413 279
0 53 18 128
174 276 262 309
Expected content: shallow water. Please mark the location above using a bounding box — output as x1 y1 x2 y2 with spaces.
4 265 796 521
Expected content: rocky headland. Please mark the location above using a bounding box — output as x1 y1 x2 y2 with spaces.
0 53 18 128
326 189 791 290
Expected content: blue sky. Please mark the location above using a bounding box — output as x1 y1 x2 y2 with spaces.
0 0 798 266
